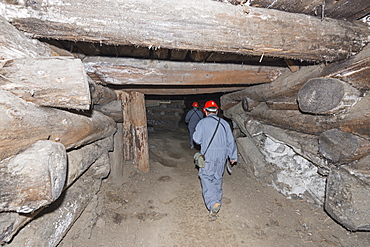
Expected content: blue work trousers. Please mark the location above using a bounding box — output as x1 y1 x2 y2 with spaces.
198 149 227 210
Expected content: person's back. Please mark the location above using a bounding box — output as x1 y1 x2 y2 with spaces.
185 102 204 148
194 114 232 154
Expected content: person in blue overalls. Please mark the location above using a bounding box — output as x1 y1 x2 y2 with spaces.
185 102 204 149
193 100 238 221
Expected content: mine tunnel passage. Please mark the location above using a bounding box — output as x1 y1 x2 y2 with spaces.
59 93 370 247
4 37 369 246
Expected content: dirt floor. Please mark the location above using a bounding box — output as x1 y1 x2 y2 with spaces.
58 123 369 247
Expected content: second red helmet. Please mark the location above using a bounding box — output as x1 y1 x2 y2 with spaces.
203 100 219 113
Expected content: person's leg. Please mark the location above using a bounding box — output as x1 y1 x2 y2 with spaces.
188 126 195 148
200 173 213 210
198 154 226 221
200 175 222 221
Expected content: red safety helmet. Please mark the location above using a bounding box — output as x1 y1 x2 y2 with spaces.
203 100 219 113
192 102 199 107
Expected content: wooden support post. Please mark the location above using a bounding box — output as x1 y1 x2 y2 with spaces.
117 91 134 161
130 92 149 172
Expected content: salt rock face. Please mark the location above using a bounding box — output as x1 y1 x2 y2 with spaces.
261 135 326 205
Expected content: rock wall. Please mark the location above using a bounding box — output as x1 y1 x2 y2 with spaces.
146 99 185 130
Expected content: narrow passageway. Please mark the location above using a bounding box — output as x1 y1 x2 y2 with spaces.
59 123 369 247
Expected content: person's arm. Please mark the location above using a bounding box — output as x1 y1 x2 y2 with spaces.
225 122 238 163
192 121 203 145
185 110 191 123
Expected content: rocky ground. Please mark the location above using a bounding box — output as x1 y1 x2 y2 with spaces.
58 123 369 247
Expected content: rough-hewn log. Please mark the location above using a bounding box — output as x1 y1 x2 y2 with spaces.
0 57 91 110
298 78 362 114
88 75 117 105
222 45 370 107
0 90 116 160
94 100 123 123
342 154 370 184
0 16 53 60
338 93 370 140
116 91 135 161
245 102 331 135
130 92 149 172
84 57 282 86
0 211 38 243
244 93 370 140
0 140 66 213
319 129 370 163
221 94 260 111
0 138 113 244
223 101 245 119
65 136 113 187
3 1 369 62
328 56 370 91
5 154 110 247
221 64 325 104
236 136 268 179
325 168 370 231
229 109 268 179
249 0 370 21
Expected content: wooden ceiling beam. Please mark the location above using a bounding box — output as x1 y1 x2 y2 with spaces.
2 0 369 62
83 57 284 86
0 16 53 60
249 0 370 21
